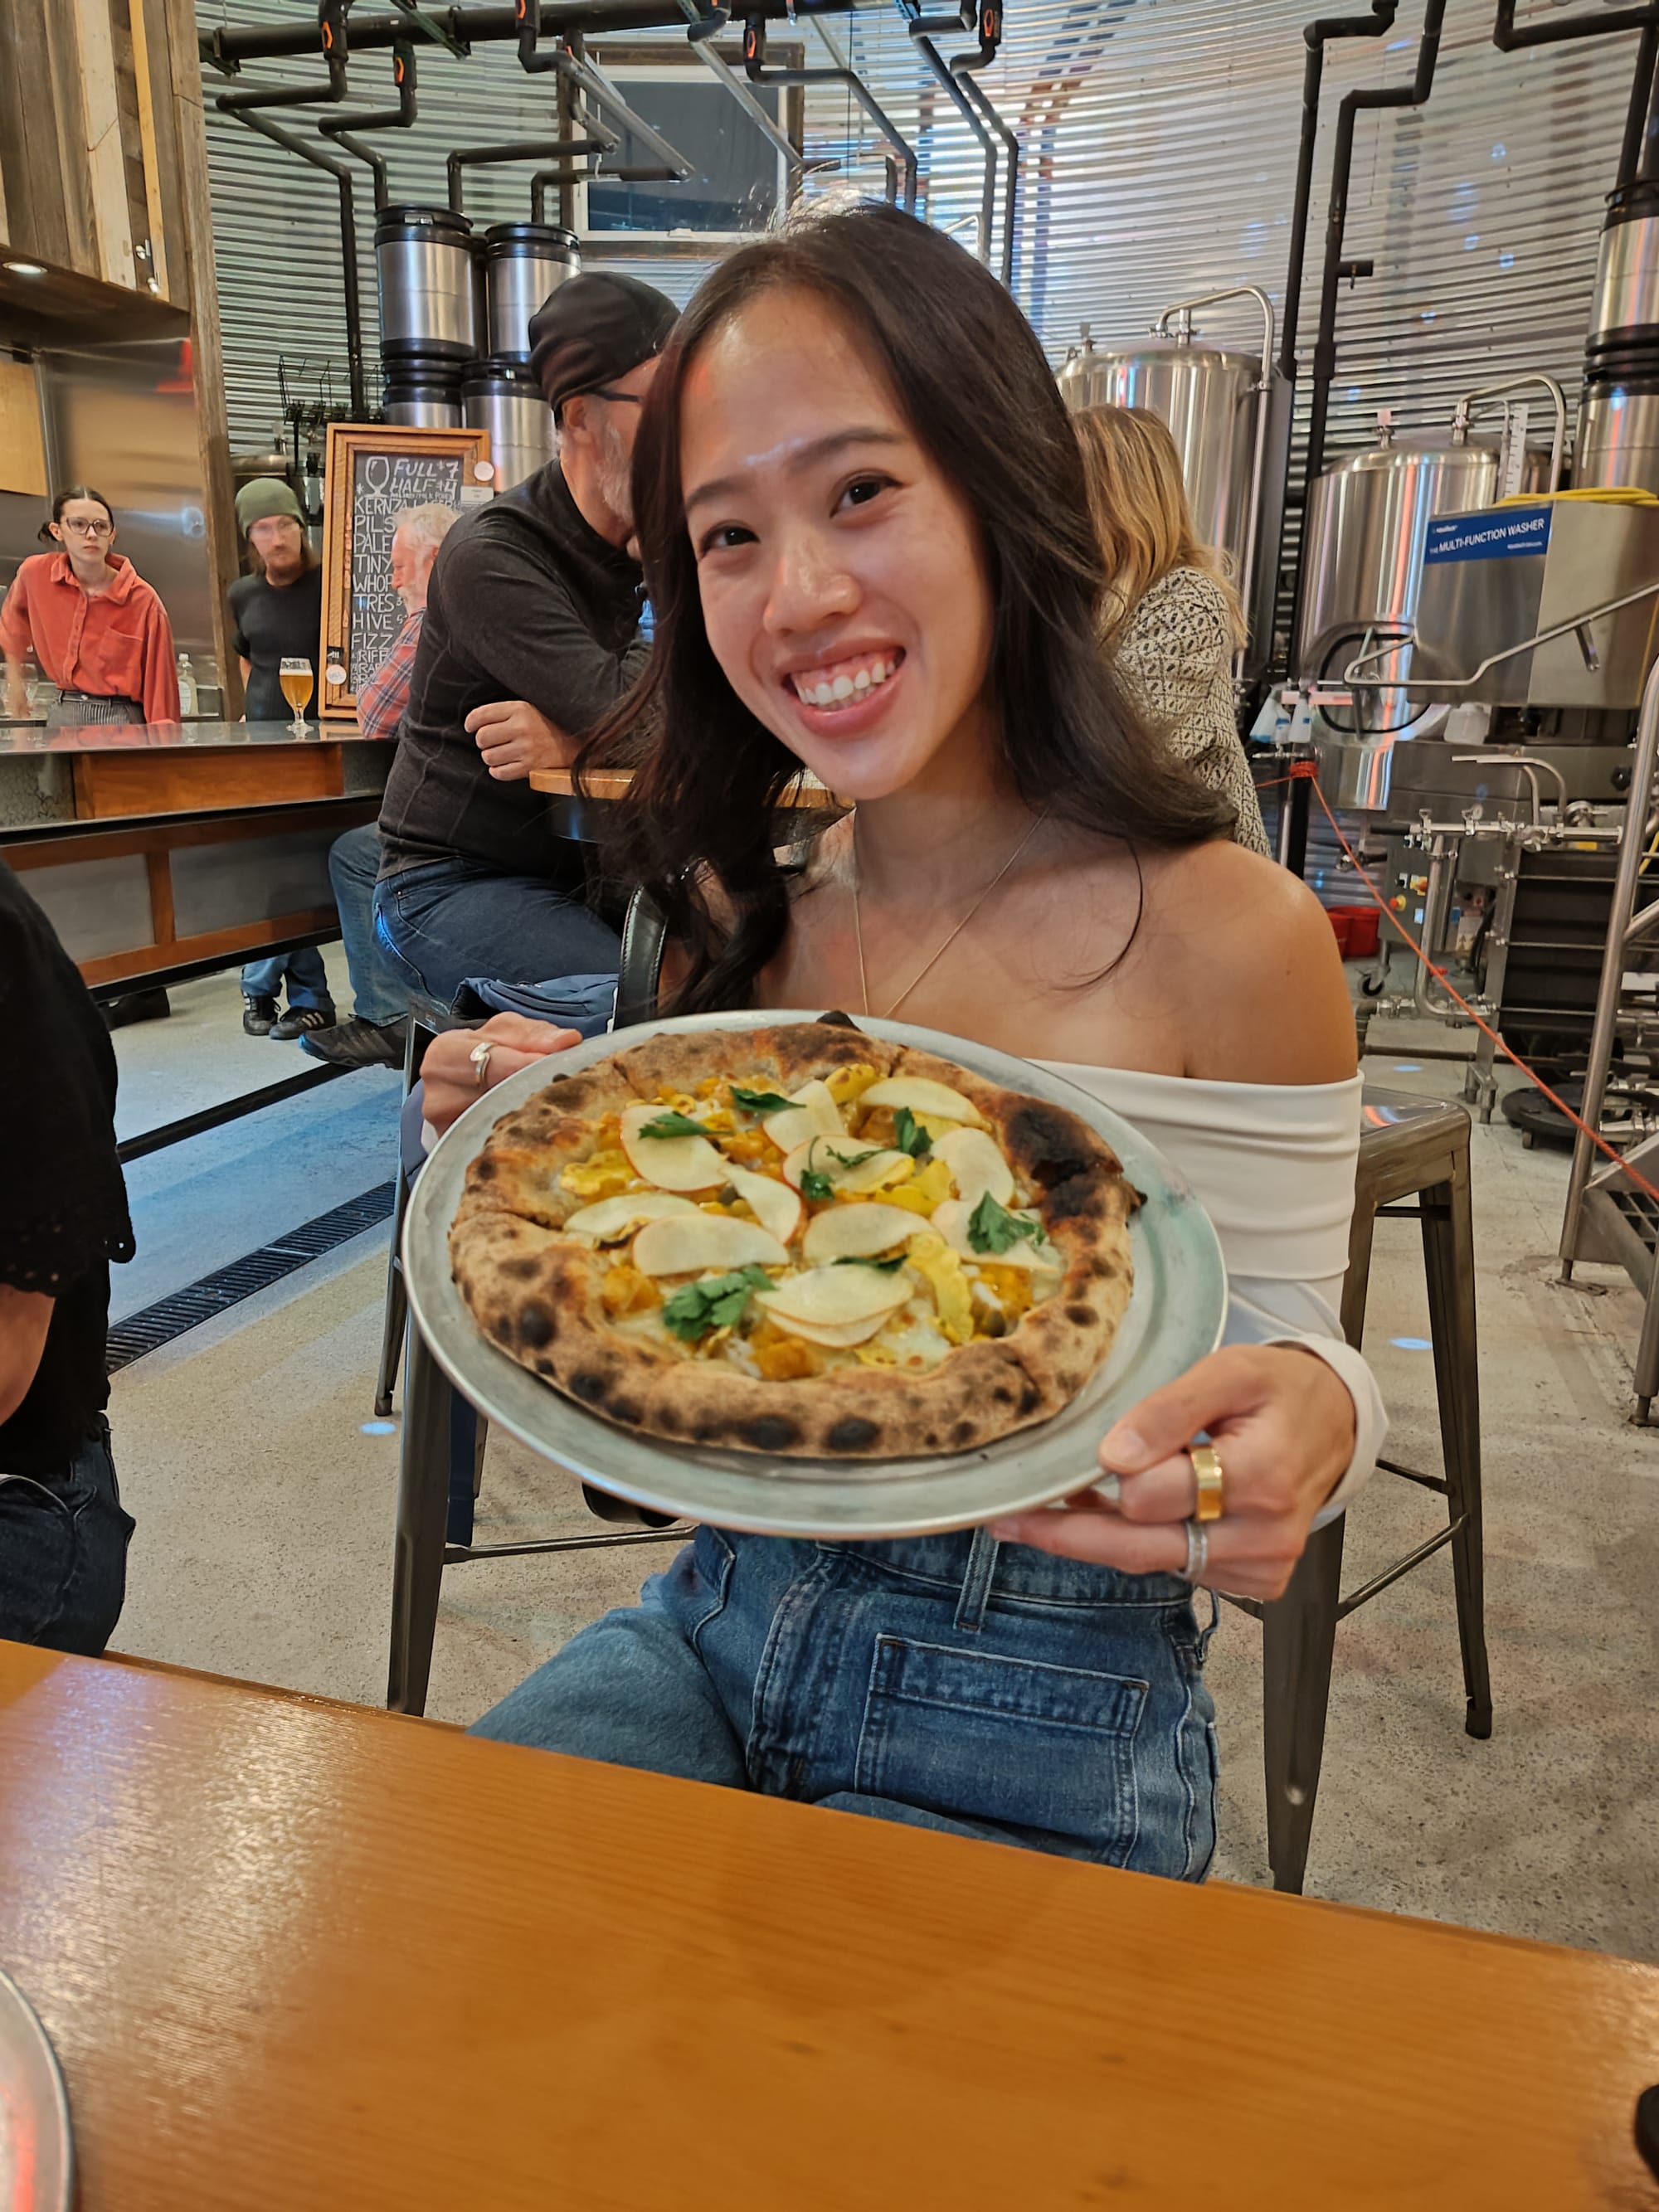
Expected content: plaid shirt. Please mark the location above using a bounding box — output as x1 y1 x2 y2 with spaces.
356 609 422 742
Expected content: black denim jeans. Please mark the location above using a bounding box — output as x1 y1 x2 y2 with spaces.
0 1419 134 1655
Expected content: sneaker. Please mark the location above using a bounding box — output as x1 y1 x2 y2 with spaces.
299 1014 407 1071
270 1004 338 1042
104 988 171 1030
242 994 279 1037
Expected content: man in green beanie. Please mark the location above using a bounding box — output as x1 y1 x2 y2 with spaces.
229 478 336 1039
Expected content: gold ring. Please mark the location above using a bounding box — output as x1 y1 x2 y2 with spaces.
1190 1441 1224 1523
469 1038 495 1090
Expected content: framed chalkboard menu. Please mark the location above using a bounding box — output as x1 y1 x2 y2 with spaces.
319 424 494 723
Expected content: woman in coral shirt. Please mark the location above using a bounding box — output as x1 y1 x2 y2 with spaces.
1 487 180 727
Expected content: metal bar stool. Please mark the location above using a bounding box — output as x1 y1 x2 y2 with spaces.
1230 1088 1492 1894
378 997 687 1716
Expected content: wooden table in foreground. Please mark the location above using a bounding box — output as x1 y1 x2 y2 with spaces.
2 1641 1657 2211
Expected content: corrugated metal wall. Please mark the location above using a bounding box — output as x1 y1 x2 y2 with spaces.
199 1 1637 497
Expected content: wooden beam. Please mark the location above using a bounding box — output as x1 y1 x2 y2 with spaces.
75 0 138 289
127 0 173 299
156 0 241 712
41 0 99 277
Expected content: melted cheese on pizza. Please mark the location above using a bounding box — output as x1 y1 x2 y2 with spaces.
556 1065 1064 1376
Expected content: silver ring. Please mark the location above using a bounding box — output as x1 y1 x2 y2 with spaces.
469 1038 495 1089
1180 1519 1209 1583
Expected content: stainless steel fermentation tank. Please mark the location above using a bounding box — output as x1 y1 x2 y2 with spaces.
1577 184 1659 493
463 357 554 489
1293 379 1564 734
485 224 580 363
1056 287 1290 670
375 204 482 364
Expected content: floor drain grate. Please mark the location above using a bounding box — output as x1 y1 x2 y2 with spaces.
106 1183 397 1373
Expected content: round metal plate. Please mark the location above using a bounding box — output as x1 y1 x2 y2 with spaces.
403 1011 1227 1539
0 1967 72 2212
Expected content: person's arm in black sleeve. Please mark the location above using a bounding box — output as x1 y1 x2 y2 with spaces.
448 532 642 736
0 869 133 1414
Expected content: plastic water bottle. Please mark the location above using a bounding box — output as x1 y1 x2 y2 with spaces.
177 653 197 717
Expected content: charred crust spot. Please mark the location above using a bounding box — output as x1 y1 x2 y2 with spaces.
745 1415 802 1452
1016 1374 1042 1417
654 1407 684 1436
609 1398 643 1427
925 1432 941 1448
1065 1302 1095 1326
1041 1171 1108 1225
518 1301 555 1349
693 1419 722 1444
991 1385 1014 1405
950 1419 976 1445
534 1357 556 1375
826 1417 880 1453
474 1158 496 1181
1006 1104 1097 1189
570 1369 609 1403
500 1257 540 1282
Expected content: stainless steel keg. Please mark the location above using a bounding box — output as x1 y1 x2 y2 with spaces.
486 224 581 363
463 357 554 489
375 204 479 364
1577 192 1659 493
384 366 464 428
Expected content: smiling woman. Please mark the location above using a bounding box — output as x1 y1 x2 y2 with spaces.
428 206 1384 1879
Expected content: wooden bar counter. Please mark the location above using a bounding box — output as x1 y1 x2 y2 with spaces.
1 1639 1656 2210
0 718 387 989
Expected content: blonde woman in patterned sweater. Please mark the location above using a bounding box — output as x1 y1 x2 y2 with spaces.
1074 404 1270 854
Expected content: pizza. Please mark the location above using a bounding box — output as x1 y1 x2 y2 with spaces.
449 1022 1136 1460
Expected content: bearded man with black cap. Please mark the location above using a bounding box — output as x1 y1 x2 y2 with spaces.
372 271 678 1005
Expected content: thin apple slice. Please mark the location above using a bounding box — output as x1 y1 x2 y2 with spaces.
933 1125 1015 1211
620 1102 727 1193
859 1074 981 1125
761 1307 893 1349
932 1198 1059 1273
563 1193 698 1242
801 1202 919 1264
723 1166 802 1246
757 1263 912 1327
632 1213 789 1276
781 1137 911 1194
761 1078 845 1154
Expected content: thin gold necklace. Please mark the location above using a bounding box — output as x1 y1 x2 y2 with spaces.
850 808 1048 1021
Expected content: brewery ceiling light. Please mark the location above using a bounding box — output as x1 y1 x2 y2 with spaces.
3 260 47 277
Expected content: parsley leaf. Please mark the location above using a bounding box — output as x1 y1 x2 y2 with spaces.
833 1253 907 1271
800 1167 834 1203
893 1106 932 1159
660 1266 774 1342
730 1085 794 1115
638 1110 708 1140
967 1191 1045 1257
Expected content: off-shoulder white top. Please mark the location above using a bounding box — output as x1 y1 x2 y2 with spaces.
1038 1061 1383 1515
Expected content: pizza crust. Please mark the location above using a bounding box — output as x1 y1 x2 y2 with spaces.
450 1023 1135 1460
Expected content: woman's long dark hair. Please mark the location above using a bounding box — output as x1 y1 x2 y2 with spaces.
38 486 114 547
588 202 1233 1013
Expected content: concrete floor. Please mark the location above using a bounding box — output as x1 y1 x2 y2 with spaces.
100 967 1659 1962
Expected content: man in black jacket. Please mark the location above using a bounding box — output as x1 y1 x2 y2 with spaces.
372 272 677 1006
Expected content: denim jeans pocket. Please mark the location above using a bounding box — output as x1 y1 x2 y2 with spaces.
854 1634 1149 1864
682 1526 737 1654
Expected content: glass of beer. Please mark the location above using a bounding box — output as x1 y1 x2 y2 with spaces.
279 657 312 737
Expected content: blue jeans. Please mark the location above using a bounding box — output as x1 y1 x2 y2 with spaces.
328 823 406 1026
373 856 620 1009
241 945 333 1011
0 1422 134 1656
473 1525 1220 1877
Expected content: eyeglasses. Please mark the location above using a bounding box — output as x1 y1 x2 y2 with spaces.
584 386 644 406
59 518 113 537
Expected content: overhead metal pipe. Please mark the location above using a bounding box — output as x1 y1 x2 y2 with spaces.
898 0 996 265
214 102 368 416
1292 0 1447 660
674 0 806 189
948 7 1017 289
1277 8 1399 386
449 134 609 211
321 37 421 209
201 0 860 70
742 13 917 211
215 0 353 109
